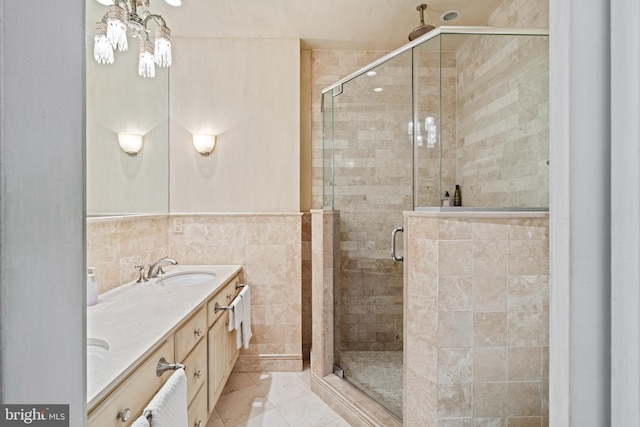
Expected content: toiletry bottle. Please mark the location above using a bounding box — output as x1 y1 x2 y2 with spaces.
87 267 98 306
442 191 450 207
454 184 462 206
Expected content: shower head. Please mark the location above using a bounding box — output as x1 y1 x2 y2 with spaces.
408 4 436 41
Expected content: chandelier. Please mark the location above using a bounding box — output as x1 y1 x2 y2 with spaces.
93 0 172 78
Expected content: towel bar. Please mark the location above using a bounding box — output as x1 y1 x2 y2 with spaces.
214 301 232 314
156 357 186 377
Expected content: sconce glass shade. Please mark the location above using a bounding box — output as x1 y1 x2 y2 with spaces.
118 132 143 155
193 134 216 155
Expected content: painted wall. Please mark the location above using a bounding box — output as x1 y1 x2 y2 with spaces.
85 0 170 216
169 38 301 213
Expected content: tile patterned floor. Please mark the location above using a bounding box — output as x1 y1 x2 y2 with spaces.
339 351 403 419
207 366 352 427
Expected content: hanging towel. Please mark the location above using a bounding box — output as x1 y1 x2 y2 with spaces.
130 415 150 427
231 294 244 349
227 293 242 332
239 285 252 349
144 368 188 427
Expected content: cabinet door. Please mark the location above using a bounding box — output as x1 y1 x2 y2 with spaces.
228 323 239 371
208 313 228 412
188 385 208 427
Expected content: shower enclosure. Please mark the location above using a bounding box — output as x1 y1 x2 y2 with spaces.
321 27 549 420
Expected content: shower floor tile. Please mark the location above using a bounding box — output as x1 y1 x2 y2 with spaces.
338 350 403 419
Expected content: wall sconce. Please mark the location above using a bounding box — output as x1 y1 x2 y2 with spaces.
192 134 216 156
117 132 143 155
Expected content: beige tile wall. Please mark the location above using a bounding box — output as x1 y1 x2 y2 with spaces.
86 215 170 293
404 212 549 427
310 49 389 210
312 49 411 352
170 213 303 371
87 213 303 372
455 34 549 208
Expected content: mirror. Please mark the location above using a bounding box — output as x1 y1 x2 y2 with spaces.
85 0 169 216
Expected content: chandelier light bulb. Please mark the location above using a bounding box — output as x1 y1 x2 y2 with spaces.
94 22 114 64
154 26 172 67
93 0 172 77
106 5 128 52
139 39 156 78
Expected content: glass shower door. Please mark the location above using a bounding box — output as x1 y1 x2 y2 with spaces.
326 51 413 419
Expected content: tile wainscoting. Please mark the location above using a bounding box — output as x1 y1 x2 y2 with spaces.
87 213 304 372
404 210 549 427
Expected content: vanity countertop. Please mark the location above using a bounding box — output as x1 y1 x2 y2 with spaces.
87 264 242 409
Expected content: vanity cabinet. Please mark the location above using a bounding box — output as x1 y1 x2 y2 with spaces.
206 276 241 412
88 339 175 427
88 270 242 427
208 312 229 411
175 308 207 362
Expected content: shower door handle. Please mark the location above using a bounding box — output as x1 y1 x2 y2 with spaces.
391 226 404 262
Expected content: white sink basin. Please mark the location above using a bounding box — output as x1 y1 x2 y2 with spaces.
87 338 109 374
157 271 216 287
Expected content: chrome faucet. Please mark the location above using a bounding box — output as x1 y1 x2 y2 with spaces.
147 256 178 279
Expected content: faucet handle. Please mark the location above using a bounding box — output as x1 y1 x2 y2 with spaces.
134 265 149 283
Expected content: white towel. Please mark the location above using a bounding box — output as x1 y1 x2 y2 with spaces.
227 294 242 332
130 416 150 427
145 369 188 427
239 285 252 349
230 294 244 349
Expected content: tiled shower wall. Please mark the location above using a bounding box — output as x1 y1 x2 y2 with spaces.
404 212 549 426
455 34 549 208
414 49 457 207
314 51 412 352
87 213 303 372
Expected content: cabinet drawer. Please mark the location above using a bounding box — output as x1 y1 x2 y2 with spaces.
207 275 240 327
188 385 208 427
175 308 207 362
183 338 207 404
88 339 175 427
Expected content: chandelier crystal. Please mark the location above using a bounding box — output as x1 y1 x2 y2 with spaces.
93 0 171 78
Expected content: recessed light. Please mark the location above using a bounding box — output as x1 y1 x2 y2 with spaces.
165 0 183 6
440 10 460 22
95 0 114 5
374 87 384 93
366 71 377 77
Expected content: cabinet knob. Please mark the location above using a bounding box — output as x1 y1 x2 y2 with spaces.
227 293 232 300
195 421 203 427
194 328 203 337
117 408 131 422
194 369 203 379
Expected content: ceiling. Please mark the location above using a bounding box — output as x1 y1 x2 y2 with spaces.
146 0 505 50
